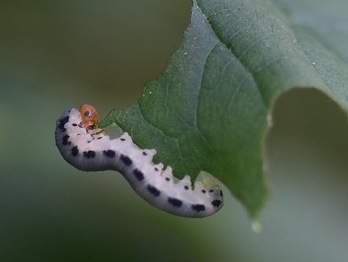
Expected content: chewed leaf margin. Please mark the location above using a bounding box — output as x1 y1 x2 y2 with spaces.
100 0 348 219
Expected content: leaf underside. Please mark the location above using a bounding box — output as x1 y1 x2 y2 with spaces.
99 0 348 219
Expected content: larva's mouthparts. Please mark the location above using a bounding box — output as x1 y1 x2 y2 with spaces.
55 106 223 218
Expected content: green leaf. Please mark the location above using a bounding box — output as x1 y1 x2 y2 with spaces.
99 0 348 219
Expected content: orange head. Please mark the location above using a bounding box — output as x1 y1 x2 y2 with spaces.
79 104 99 130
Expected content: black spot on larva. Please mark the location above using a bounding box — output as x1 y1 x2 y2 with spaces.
211 200 222 208
120 138 126 141
62 135 70 145
154 167 159 172
71 146 79 157
191 204 205 212
184 185 189 190
97 137 102 140
133 169 144 181
168 197 183 207
120 154 132 166
103 150 116 157
147 185 161 197
58 116 69 131
142 151 147 156
201 189 206 194
72 123 77 127
165 177 170 182
83 150 96 158
220 190 223 197
209 189 214 193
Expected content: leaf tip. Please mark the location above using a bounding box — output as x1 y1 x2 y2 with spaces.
251 220 262 233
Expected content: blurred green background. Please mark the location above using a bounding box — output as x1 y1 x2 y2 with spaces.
1 1 348 261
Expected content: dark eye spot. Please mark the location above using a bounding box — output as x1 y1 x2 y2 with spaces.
201 190 206 194
165 177 170 182
184 186 189 190
84 111 92 117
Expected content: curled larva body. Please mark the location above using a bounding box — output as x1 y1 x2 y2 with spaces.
55 107 223 218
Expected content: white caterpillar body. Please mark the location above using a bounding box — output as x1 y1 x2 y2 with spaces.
55 107 223 218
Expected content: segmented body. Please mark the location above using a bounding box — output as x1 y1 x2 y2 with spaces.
55 105 223 218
